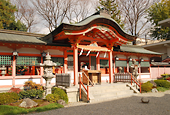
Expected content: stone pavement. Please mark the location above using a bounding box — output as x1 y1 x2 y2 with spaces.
28 90 170 115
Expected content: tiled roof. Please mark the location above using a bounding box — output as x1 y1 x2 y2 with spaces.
120 45 162 55
0 29 46 45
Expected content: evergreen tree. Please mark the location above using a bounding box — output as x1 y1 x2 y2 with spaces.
97 0 123 27
147 0 170 40
0 0 26 31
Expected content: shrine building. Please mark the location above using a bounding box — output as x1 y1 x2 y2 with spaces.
0 10 163 90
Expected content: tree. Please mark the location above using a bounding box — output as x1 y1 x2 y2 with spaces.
32 0 73 32
147 0 170 40
66 0 96 23
117 0 156 37
0 0 26 31
11 0 38 32
97 0 123 27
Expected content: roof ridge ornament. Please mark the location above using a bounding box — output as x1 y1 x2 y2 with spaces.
100 8 111 18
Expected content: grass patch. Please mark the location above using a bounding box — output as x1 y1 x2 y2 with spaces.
157 87 170 92
0 103 63 115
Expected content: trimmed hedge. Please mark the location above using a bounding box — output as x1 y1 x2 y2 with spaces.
154 80 170 88
0 92 19 105
19 89 44 99
46 94 60 103
52 87 68 103
141 81 153 92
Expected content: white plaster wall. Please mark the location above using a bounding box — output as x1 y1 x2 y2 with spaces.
0 80 12 85
139 56 149 60
130 56 138 60
0 46 13 52
140 74 150 79
116 54 126 59
99 53 108 58
45 49 63 55
32 79 41 84
17 48 40 54
15 79 30 85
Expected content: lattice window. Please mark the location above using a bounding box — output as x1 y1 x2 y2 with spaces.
100 59 109 68
0 56 12 66
51 57 64 66
115 61 127 67
16 56 41 66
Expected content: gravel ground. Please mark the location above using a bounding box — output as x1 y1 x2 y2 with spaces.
28 90 170 115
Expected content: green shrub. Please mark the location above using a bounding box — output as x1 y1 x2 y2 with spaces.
156 87 169 92
154 80 170 88
19 89 44 99
141 82 153 92
46 94 60 103
161 74 170 80
52 87 68 103
0 92 19 105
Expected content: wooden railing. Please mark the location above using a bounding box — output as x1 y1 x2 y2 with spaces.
114 72 141 93
79 72 93 103
129 73 141 93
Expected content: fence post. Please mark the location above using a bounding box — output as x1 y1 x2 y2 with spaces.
79 73 82 101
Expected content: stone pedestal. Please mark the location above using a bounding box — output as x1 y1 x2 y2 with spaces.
40 52 56 96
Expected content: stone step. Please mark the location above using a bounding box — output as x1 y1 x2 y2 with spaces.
92 89 134 98
90 93 135 103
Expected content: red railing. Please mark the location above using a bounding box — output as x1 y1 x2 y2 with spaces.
114 72 141 93
129 73 141 93
79 73 90 103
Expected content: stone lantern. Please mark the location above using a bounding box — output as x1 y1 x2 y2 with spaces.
40 52 56 96
0 65 6 76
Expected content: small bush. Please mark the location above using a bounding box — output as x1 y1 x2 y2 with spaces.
161 74 170 80
141 81 153 92
46 94 60 103
24 81 43 90
0 92 19 105
156 87 169 92
52 87 68 103
19 89 44 99
154 80 170 88
8 87 21 94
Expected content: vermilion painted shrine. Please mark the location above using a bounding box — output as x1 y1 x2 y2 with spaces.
0 10 164 90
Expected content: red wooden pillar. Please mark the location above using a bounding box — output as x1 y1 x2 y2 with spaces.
96 55 100 70
73 45 78 86
12 56 16 87
64 50 68 73
109 50 113 83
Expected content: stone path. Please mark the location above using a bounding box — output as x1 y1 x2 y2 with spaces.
28 90 170 115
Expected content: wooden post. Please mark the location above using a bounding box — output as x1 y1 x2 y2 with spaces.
64 50 68 73
73 45 78 86
12 56 16 87
79 73 82 101
109 51 113 83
